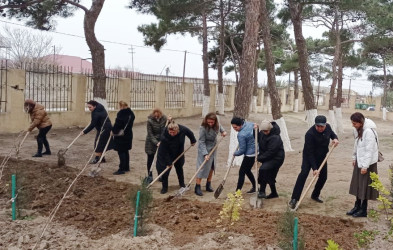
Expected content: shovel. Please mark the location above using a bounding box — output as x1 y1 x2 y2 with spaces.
147 144 193 189
293 144 335 211
214 145 239 199
89 135 112 177
57 132 84 167
166 136 224 201
143 119 170 184
143 150 158 185
250 127 262 208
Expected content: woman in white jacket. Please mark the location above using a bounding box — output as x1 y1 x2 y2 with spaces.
347 112 379 217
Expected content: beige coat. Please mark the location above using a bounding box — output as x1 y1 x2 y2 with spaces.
28 103 52 131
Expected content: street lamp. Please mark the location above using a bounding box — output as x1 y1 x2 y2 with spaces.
80 58 92 73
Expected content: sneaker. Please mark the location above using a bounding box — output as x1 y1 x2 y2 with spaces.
258 191 267 199
266 192 279 199
246 188 256 194
289 199 297 209
311 196 323 203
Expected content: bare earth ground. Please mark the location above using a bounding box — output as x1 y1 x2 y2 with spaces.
0 110 392 249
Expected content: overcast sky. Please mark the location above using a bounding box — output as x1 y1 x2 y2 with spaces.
0 0 380 95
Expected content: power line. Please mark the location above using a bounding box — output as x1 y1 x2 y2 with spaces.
0 19 202 56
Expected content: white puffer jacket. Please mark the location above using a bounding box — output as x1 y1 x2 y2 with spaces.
352 118 379 169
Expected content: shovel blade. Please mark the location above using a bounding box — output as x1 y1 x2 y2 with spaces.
214 183 224 199
250 196 263 208
143 175 153 185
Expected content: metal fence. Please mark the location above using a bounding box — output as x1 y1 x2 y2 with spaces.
85 70 119 110
165 76 185 109
190 78 204 107
24 63 72 111
0 60 7 113
130 73 156 110
214 80 233 107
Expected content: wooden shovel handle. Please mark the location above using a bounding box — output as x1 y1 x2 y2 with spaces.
147 144 193 189
186 136 224 187
294 144 335 211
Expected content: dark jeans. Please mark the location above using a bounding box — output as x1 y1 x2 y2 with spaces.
291 163 328 201
37 125 52 154
157 157 185 189
117 150 130 171
236 156 256 191
147 153 155 176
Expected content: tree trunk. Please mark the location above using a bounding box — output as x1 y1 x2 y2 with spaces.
335 49 344 133
202 11 210 117
260 0 281 121
288 0 315 116
216 0 225 115
251 47 259 113
382 57 387 121
233 0 261 119
329 8 340 111
84 0 106 100
294 69 299 112
260 0 292 151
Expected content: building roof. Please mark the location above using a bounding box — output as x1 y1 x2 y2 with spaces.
41 54 92 73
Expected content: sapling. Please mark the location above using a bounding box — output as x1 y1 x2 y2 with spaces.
217 190 244 228
325 239 342 250
369 172 392 220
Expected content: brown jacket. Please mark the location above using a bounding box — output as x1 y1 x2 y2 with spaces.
28 103 52 131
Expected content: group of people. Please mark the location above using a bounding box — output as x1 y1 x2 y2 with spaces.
24 98 380 217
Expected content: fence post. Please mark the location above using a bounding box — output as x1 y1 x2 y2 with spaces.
0 69 27 133
118 78 131 104
226 85 236 111
155 81 166 111
209 83 217 113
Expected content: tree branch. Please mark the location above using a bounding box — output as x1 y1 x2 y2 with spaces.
63 0 88 12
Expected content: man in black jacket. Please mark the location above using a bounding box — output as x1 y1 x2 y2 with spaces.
289 115 339 209
156 121 196 194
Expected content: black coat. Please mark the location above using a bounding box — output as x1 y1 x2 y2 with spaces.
257 122 285 170
157 125 197 167
112 108 135 151
302 123 338 170
83 103 112 134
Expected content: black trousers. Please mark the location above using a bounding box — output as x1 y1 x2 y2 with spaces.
36 125 52 154
291 163 328 201
258 159 283 186
156 157 185 189
236 156 256 191
147 153 155 176
117 150 130 171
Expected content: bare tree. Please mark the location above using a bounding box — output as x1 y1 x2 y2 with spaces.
0 26 60 67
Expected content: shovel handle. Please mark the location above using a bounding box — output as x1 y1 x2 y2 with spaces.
147 144 193 189
17 131 30 152
96 135 112 167
294 144 335 211
67 133 83 150
186 136 224 187
222 145 239 182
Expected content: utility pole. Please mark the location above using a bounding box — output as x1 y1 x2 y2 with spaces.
52 45 56 65
128 46 135 72
317 65 321 106
182 50 187 84
347 78 351 105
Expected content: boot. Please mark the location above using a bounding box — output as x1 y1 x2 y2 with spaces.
32 153 42 157
113 170 125 175
353 200 367 217
346 199 361 216
258 182 267 198
161 180 168 194
42 151 51 155
206 181 214 192
289 199 297 209
195 184 203 196
90 156 100 164
266 184 278 199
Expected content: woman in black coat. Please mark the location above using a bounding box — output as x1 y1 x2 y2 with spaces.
81 100 113 164
112 101 135 175
257 120 285 199
156 121 196 194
